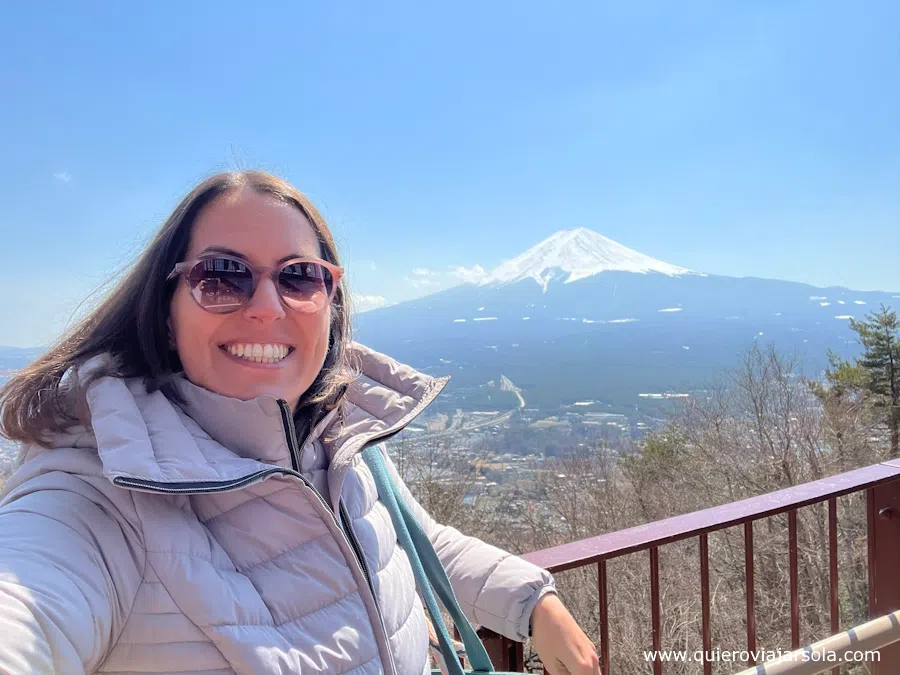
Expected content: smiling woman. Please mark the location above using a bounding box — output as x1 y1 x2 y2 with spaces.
0 171 599 675
166 189 340 407
0 172 355 447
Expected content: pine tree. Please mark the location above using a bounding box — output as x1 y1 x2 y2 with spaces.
817 351 868 401
847 306 900 457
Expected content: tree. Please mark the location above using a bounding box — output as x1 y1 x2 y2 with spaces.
817 351 867 401
847 306 900 456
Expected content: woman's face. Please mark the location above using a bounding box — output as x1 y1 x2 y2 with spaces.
168 189 332 409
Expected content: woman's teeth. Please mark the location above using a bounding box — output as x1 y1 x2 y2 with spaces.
225 343 291 364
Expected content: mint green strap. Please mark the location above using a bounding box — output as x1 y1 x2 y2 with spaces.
363 446 495 674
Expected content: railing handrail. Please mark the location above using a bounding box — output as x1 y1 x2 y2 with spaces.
523 459 900 573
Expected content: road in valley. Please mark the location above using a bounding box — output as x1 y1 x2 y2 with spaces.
417 375 525 440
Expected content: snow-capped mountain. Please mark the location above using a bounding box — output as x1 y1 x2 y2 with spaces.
4 230 895 420
355 228 899 414
481 227 698 291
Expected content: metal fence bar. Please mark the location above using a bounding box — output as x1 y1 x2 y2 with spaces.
865 476 900 673
867 487 877 621
827 498 839 675
745 520 756 664
597 561 610 675
480 628 507 670
650 547 662 675
512 639 524 671
700 533 712 675
789 509 800 649
523 464 900 573
479 465 900 673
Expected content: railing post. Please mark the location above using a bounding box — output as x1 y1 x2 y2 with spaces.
478 628 524 671
866 479 900 674
479 628 509 670
598 560 610 675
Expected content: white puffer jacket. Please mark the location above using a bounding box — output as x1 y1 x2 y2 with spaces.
0 343 554 674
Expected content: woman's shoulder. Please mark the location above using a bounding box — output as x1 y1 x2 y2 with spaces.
1 437 109 509
0 441 146 552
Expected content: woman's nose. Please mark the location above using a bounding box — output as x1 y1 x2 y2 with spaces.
242 276 287 322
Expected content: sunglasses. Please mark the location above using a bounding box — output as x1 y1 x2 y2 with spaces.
167 254 344 314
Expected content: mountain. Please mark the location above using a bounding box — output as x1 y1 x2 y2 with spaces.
0 346 43 374
2 230 897 421
355 229 899 414
480 227 697 290
0 347 42 462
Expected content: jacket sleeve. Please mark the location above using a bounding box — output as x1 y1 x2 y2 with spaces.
0 471 145 674
380 446 555 642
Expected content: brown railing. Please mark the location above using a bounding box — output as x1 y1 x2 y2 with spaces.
479 459 900 675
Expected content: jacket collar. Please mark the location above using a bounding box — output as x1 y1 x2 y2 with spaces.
71 343 447 500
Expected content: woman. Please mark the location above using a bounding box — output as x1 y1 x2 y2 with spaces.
0 171 599 675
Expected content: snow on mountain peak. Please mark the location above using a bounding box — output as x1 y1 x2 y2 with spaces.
481 227 698 291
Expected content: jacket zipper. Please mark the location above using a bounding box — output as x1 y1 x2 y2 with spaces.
113 470 282 493
340 502 375 595
275 401 379 597
276 401 395 675
113 401 404 674
112 465 378 599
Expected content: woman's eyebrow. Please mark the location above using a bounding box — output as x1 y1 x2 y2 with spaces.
199 246 247 259
198 246 318 263
277 252 318 263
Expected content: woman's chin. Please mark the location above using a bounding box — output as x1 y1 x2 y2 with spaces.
223 382 301 405
209 366 303 404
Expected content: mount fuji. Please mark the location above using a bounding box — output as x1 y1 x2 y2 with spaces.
477 227 697 290
355 228 898 414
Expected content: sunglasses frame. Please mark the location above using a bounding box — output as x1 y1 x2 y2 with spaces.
167 253 344 314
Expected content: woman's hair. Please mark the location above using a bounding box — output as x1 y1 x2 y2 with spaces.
0 170 355 447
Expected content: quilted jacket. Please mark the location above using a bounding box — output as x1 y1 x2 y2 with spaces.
0 343 555 674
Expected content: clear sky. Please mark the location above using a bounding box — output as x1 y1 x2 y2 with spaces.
1 1 898 347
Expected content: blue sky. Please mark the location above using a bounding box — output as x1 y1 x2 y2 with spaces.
1 0 899 347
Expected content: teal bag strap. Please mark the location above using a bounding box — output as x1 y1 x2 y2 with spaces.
362 446 496 674
390 480 496 671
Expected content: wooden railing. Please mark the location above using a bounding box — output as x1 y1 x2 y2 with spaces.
479 459 900 675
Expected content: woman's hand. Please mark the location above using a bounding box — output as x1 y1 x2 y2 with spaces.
530 593 600 675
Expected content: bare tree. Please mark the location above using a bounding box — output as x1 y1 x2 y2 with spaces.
392 344 885 673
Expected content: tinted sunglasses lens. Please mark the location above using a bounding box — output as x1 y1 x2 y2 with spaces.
187 258 254 312
279 261 333 311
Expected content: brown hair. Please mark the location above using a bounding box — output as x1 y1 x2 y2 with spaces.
0 170 355 447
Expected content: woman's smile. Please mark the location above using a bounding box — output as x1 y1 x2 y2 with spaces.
168 188 332 407
221 342 294 363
